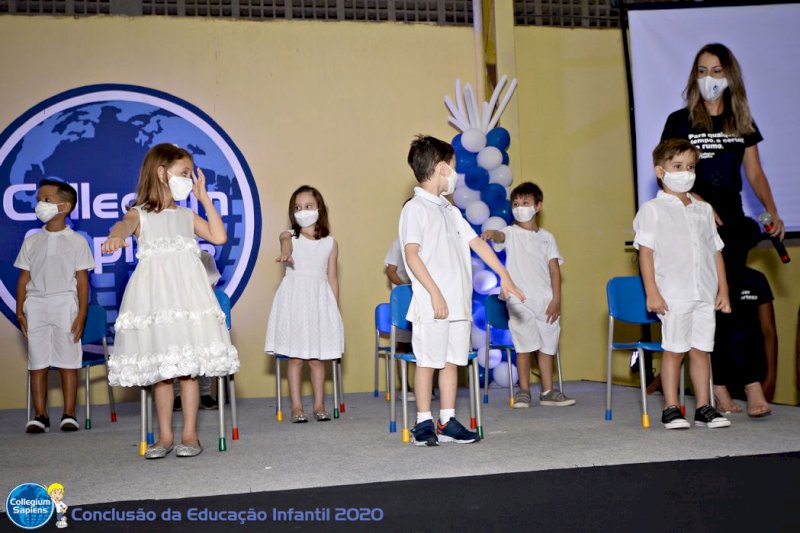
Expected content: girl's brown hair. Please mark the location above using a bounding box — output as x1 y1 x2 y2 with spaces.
134 143 194 212
684 43 755 136
288 185 330 239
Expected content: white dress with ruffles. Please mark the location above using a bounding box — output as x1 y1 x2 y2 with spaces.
265 234 344 360
108 206 239 387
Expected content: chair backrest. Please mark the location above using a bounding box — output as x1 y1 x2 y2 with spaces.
81 304 107 345
606 276 659 325
484 295 510 330
214 288 232 330
375 303 391 335
390 284 412 331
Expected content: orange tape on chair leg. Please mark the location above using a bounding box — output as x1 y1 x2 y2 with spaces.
232 428 240 440
680 405 686 416
469 417 477 430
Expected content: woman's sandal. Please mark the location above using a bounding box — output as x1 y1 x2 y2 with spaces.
314 411 331 422
291 412 308 423
744 383 772 418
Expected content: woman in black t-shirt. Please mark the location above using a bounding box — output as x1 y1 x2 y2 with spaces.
661 43 784 248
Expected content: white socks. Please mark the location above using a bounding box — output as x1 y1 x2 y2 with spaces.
439 408 455 425
416 411 433 424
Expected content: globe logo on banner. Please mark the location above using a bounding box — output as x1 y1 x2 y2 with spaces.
0 84 261 330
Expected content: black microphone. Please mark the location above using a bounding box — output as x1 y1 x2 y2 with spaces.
758 212 790 264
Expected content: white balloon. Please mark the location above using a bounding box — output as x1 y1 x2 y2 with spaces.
489 164 513 186
493 362 519 387
461 128 487 153
471 326 486 351
477 346 503 369
465 201 490 225
477 146 503 171
481 216 507 234
471 256 485 273
456 173 466 189
505 186 511 200
473 270 498 295
453 186 481 210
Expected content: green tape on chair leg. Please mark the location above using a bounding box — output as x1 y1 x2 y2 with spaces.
85 418 92 430
218 437 227 452
333 408 340 419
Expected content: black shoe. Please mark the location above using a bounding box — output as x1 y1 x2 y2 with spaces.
410 419 438 447
59 413 80 431
661 405 690 429
173 396 182 412
694 404 731 428
199 395 218 410
26 415 50 433
436 417 480 443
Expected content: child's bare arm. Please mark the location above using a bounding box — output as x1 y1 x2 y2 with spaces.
16 270 30 337
545 258 561 324
638 246 668 314
480 230 506 243
101 207 140 254
404 243 448 319
469 237 525 302
327 239 340 303
192 168 228 245
385 264 406 286
714 251 731 313
72 270 89 342
275 231 294 263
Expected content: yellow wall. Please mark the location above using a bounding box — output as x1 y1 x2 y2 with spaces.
0 16 796 409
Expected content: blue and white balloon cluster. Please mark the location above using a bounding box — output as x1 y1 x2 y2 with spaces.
444 76 519 387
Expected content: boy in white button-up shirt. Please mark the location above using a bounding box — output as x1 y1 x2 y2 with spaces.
15 180 95 434
399 135 524 446
634 139 731 430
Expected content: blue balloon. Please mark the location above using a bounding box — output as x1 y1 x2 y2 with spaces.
490 200 513 224
470 222 483 235
465 166 490 190
472 293 487 307
501 150 509 165
473 306 487 331
495 249 506 264
486 128 511 151
452 133 464 152
481 183 507 210
456 150 477 173
490 328 514 346
500 350 517 365
478 366 493 384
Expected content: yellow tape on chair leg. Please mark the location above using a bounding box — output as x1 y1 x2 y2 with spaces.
509 398 515 408
139 441 148 456
401 428 410 443
276 411 284 422
642 414 651 429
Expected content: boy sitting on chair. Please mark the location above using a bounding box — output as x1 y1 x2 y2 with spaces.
399 134 524 446
481 181 575 408
15 180 95 433
634 139 731 430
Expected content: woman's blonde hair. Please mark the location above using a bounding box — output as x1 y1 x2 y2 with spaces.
684 43 755 136
134 143 193 212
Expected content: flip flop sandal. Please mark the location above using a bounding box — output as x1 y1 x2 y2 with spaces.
291 413 308 423
314 412 331 422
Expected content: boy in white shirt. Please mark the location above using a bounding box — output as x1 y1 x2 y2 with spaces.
481 182 575 408
399 135 524 446
15 180 95 433
634 138 732 429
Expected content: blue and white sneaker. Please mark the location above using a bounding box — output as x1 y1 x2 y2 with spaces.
436 417 480 444
410 419 438 447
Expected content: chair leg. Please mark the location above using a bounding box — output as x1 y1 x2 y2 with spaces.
388 355 396 433
483 325 491 404
384 350 391 401
556 349 565 393
146 387 154 445
332 359 340 419
638 349 650 429
26 370 32 423
680 361 686 416
337 359 345 414
228 375 239 440
506 349 514 409
605 346 613 421
400 360 410 442
217 377 227 452
707 353 715 409
275 358 283 422
468 362 476 430
374 336 380 398
139 388 147 456
103 337 117 423
473 359 483 439
84 366 92 430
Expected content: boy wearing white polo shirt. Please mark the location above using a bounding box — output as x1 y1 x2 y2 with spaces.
399 135 524 446
634 138 732 430
481 182 575 408
15 180 95 433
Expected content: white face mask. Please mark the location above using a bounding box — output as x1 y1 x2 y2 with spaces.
697 76 728 102
168 173 194 201
294 209 319 228
662 171 696 193
443 165 458 196
35 201 62 223
512 206 536 223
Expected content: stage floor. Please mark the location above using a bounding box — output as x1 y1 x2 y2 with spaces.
1 381 798 513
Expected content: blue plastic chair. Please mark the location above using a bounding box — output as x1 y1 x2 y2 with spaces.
484 295 566 408
26 303 117 430
388 284 483 441
374 303 392 400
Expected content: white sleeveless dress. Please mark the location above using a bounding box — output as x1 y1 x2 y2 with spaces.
265 234 344 360
108 206 240 387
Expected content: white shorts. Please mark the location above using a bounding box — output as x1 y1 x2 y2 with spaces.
658 300 715 353
25 294 82 371
507 299 560 355
411 319 471 369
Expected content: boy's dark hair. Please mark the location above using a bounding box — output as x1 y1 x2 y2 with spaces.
38 179 78 211
407 135 454 183
510 181 543 204
652 138 699 168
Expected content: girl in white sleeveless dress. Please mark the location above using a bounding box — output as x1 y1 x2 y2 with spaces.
103 144 238 459
265 185 344 422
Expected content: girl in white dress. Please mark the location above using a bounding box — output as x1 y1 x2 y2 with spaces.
265 185 344 423
103 143 239 459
